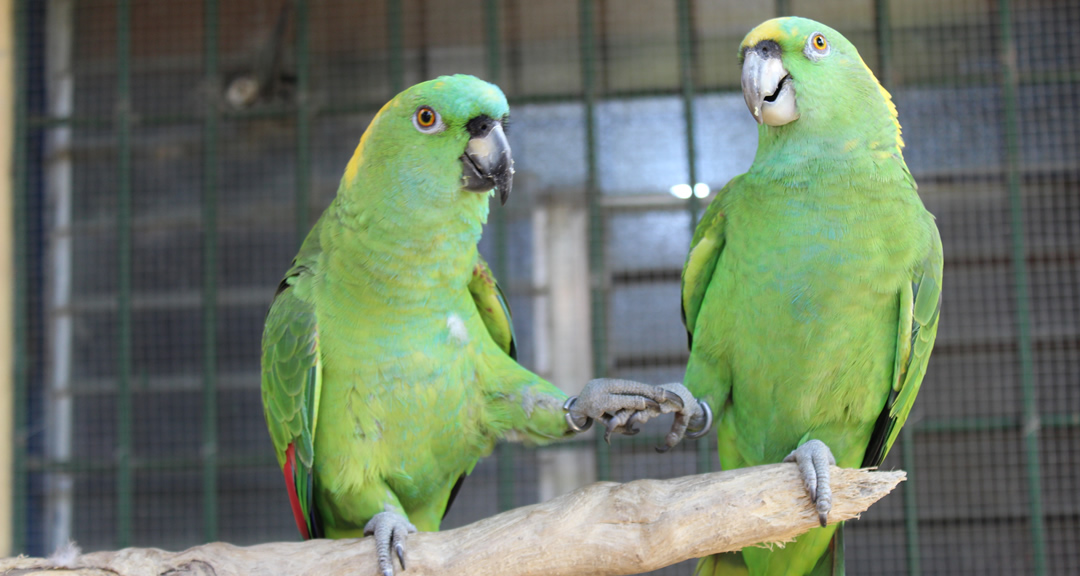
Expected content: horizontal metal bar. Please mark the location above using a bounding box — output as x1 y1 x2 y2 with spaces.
24 65 1080 130
854 512 1080 528
25 454 280 474
22 409 1078 475
58 286 273 314
51 371 262 396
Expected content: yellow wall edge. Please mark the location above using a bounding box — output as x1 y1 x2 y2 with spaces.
0 0 15 558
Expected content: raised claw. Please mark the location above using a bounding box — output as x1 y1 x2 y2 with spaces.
654 383 710 452
364 507 417 576
783 439 837 527
568 378 687 438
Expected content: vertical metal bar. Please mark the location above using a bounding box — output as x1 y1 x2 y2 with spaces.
43 0 76 552
579 0 609 482
900 427 921 576
675 0 700 245
201 0 219 543
11 0 30 555
775 0 790 17
873 5 920 571
998 2 1045 574
485 0 515 514
387 0 403 94
874 0 893 86
115 0 134 549
294 0 310 245
675 0 709 473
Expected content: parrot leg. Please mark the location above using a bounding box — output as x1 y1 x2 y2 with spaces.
569 379 711 450
783 439 837 527
363 507 417 576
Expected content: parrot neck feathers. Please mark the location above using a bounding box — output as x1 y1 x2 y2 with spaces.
318 193 485 303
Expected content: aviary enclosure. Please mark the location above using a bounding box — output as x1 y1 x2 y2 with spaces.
9 0 1079 574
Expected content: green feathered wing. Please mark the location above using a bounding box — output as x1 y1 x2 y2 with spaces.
260 221 324 539
863 228 943 467
261 221 518 537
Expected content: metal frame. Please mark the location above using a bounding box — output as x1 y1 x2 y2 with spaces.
7 2 1071 570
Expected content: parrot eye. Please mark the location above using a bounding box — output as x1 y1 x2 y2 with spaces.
804 32 831 60
413 106 444 133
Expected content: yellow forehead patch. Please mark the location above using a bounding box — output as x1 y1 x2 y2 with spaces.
740 18 789 50
343 98 396 184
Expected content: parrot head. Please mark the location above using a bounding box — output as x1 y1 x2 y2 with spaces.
738 16 900 149
341 74 514 209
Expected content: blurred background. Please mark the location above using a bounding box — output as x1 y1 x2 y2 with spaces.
5 0 1079 574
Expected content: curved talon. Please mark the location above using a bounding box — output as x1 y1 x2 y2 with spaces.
563 396 593 433
685 400 713 439
659 389 685 409
395 542 406 571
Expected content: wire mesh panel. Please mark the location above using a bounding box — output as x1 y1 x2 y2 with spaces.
11 0 1080 574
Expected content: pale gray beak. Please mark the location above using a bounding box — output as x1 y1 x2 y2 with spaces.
741 41 799 126
461 118 514 205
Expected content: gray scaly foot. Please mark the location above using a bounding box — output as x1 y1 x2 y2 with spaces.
364 507 417 576
784 439 837 527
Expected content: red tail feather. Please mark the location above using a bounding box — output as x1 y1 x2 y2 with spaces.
283 443 311 540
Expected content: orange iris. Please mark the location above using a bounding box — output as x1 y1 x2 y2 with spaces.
416 107 436 128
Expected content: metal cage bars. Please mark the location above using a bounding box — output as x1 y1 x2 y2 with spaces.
6 2 1071 571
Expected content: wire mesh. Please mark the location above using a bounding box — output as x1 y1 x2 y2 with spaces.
11 0 1080 574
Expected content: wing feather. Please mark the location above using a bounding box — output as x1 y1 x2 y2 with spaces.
862 228 943 467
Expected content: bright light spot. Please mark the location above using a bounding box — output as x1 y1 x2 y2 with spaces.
669 184 693 199
670 183 710 199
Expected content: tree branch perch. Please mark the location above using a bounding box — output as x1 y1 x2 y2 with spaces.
2 464 903 576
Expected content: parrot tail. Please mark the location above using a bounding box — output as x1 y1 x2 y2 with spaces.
283 443 322 540
691 524 845 576
807 523 845 576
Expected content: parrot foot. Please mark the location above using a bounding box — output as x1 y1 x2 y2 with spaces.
783 439 837 527
363 507 417 576
567 379 710 450
652 382 712 452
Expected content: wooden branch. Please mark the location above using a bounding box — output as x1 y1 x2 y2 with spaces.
1 464 903 576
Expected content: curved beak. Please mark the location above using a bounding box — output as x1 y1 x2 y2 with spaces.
461 118 514 205
741 41 799 126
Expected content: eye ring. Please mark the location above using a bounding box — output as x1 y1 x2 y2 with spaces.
804 32 831 60
413 106 443 133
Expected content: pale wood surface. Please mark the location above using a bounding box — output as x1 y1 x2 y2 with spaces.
1 464 903 576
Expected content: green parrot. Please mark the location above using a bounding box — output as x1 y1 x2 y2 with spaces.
682 18 943 576
260 75 699 576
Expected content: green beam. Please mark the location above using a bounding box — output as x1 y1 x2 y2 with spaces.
11 0 29 555
485 0 515 514
875 0 893 85
388 0 404 94
115 0 134 549
874 6 918 570
580 0 610 482
998 2 1046 575
676 0 701 230
201 0 220 543
294 0 311 245
675 0 709 474
901 427 921 576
